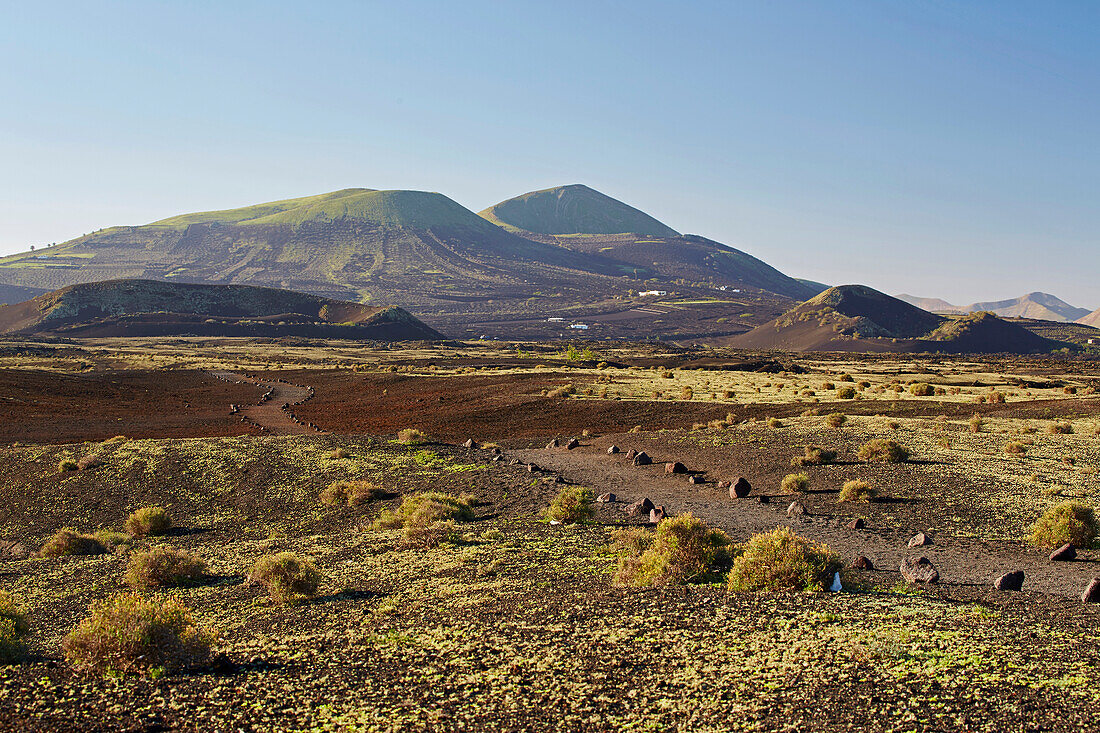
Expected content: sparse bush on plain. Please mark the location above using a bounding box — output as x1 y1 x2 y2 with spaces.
396 428 430 444
545 385 574 398
41 528 107 557
791 445 836 466
247 553 322 604
77 454 101 470
320 480 385 506
909 383 934 397
988 391 1006 404
0 590 30 664
546 486 594 524
326 448 350 460
1047 422 1074 435
92 530 131 550
836 387 857 400
123 546 207 590
969 414 984 433
825 412 847 428
373 492 475 548
838 479 876 503
613 513 731 587
125 506 171 537
858 439 909 463
1029 501 1098 549
58 459 78 472
63 593 214 675
766 417 783 428
781 472 811 493
727 527 841 592
1004 440 1028 455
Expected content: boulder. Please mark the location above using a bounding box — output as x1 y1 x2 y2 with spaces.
566 438 580 449
625 449 639 460
596 492 616 503
994 570 1025 591
546 439 560 450
717 480 731 490
1083 578 1100 604
758 495 770 505
527 463 539 473
632 451 652 466
787 501 807 518
509 458 521 466
847 518 866 530
688 475 705 485
732 478 752 498
900 556 939 584
851 555 874 570
665 462 687 475
625 498 655 516
607 445 620 454
650 506 667 524
908 532 931 548
1050 543 1077 562
463 438 476 449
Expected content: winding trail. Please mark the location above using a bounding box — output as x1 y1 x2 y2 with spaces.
206 370 320 435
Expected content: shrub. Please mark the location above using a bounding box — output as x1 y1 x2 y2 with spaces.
858 439 909 463
613 513 731 587
838 374 854 382
791 445 836 466
727 527 841 592
41 528 107 557
1004 440 1028 455
968 414 984 433
1047 422 1074 435
909 383 934 397
123 546 207 590
988 391 1006 404
546 486 594 524
373 492 475 548
248 553 322 604
836 387 857 400
396 428 430 444
62 593 213 675
825 412 847 428
320 480 385 506
680 386 694 400
77 454 101 470
0 590 30 664
93 530 132 550
125 506 171 537
766 417 783 428
781 472 811 493
838 479 876 503
326 448 350 460
58 459 78 472
1029 501 1098 548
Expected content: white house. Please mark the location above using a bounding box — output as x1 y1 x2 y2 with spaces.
570 323 590 330
638 290 667 297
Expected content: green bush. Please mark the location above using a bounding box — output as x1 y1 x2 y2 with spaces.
41 528 107 557
836 387 857 400
125 506 171 537
858 439 909 463
372 491 475 548
613 513 731 587
825 412 847 428
781 472 811 493
909 383 934 397
547 486 594 524
62 593 214 675
396 428 429 445
1029 501 1098 549
320 480 385 507
58 459 78 472
0 590 30 664
838 479 876 503
248 553 322 604
791 445 836 466
727 527 841 592
123 546 207 590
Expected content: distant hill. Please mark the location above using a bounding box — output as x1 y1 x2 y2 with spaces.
1078 307 1100 328
897 292 1089 322
0 279 443 340
479 184 680 237
725 285 1068 353
0 284 47 305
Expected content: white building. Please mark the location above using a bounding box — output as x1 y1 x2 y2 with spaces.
638 290 667 297
570 323 590 330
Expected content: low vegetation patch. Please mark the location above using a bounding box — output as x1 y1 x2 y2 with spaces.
969 414 984 433
791 445 837 466
0 590 30 664
320 480 386 506
62 593 214 675
1047 422 1074 435
825 412 847 428
909 383 934 397
1029 501 1098 549
41 528 107 557
396 428 429 445
838 479 876 503
836 386 857 399
727 527 841 592
125 506 171 537
613 513 731 587
546 486 594 524
373 492 475 547
248 553 322 604
858 439 909 463
58 459 78 472
1004 440 1029 455
781 472 811 493
123 546 207 590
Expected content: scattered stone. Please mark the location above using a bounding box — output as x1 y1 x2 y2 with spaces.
717 480 731 490
1083 578 1100 604
787 501 807 518
847 518 865 530
632 451 652 466
829 572 842 592
688 475 705 485
625 498 656 516
566 438 580 449
994 570 1025 591
650 506 667 523
758 495 770 505
851 555 874 570
731 477 752 498
546 439 560 450
491 447 502 455
625 449 639 460
509 458 521 466
1050 543 1077 562
596 492 616 503
527 463 539 473
492 454 503 462
908 532 931 548
900 556 939 584
665 462 687 474
553 476 565 484
607 445 620 454
462 438 476 449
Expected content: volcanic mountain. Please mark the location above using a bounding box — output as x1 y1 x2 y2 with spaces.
0 279 443 340
897 292 1090 322
480 185 816 301
725 284 1068 353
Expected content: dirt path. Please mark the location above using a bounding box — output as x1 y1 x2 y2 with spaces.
514 438 1100 601
206 371 319 435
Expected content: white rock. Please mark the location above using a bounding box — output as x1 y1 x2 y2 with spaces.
829 571 842 592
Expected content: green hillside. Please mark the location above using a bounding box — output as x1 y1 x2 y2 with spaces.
480 184 680 237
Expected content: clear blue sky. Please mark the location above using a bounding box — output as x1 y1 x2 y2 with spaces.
2 1 1097 307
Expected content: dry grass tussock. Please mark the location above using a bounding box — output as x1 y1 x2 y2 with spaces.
373 492 475 547
247 553 322 604
1029 501 1098 549
125 506 171 537
613 513 731 587
546 486 594 524
0 590 30 663
727 527 841 592
123 546 207 590
320 480 386 506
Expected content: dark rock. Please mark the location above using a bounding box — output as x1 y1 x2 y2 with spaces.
462 438 476 449
665 462 687 474
625 498 656 516
492 454 503 462
1050 543 1077 562
527 463 539 473
553 475 565 484
847 518 865 530
566 438 580 449
650 506 667 523
994 570 1025 591
546 439 560 450
758 495 770 505
688 475 705 485
732 477 752 498
717 480 731 490
1083 578 1100 603
632 451 652 466
596 492 616 503
509 458 521 466
787 501 807 517
900 556 939 584
625 449 639 460
491 447 502 455
908 532 931 548
851 555 874 570
607 445 620 454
